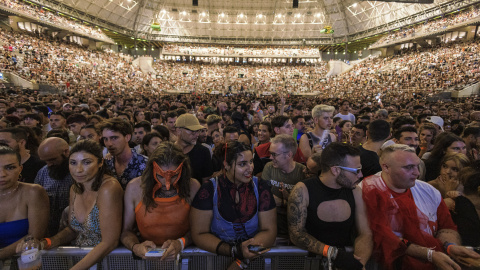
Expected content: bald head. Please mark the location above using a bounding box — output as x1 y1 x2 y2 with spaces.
38 137 70 167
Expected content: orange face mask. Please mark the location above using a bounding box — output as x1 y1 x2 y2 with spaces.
152 161 184 196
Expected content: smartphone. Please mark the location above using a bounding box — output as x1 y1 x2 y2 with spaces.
145 248 166 257
248 245 268 253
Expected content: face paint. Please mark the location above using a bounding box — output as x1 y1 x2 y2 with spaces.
152 161 184 195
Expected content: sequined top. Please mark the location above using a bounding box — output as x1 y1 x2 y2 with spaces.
70 193 101 247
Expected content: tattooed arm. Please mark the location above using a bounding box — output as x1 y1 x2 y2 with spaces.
436 229 480 266
287 182 325 254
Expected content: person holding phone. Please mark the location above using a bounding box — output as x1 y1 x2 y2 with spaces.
190 141 277 269
121 141 200 260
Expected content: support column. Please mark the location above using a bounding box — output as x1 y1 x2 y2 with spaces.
8 16 35 31
464 26 477 40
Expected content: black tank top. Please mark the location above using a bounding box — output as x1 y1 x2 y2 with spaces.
303 177 355 248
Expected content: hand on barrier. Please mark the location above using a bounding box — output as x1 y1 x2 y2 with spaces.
333 248 363 270
160 239 182 261
432 250 461 270
448 245 480 268
133 240 156 259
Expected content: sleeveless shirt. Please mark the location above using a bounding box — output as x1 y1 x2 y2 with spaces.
70 195 101 246
303 177 355 247
0 219 29 248
135 195 190 245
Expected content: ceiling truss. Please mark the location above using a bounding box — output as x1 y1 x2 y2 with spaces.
13 0 480 48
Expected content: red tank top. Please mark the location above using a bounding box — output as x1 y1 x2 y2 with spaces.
135 195 190 245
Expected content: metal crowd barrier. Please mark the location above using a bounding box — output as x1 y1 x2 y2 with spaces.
7 246 382 270
6 246 309 270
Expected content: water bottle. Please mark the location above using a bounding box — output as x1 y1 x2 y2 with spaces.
17 235 41 270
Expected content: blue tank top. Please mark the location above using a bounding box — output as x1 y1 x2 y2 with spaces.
0 219 29 248
210 177 260 243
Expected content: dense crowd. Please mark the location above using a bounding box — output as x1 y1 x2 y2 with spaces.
152 60 328 93
0 76 479 269
322 39 480 99
0 1 480 269
163 44 321 57
2 22 480 98
0 28 145 91
371 5 480 47
0 0 113 42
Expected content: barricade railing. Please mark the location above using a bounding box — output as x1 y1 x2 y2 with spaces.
6 245 382 270
7 246 309 270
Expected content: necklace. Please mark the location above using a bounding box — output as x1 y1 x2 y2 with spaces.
0 183 19 196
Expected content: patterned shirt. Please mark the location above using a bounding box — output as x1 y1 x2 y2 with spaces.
34 166 73 237
105 149 148 189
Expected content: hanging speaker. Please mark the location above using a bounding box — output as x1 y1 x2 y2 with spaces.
293 0 298 8
193 0 198 6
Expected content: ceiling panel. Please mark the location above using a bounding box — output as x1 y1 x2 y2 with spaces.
71 0 477 46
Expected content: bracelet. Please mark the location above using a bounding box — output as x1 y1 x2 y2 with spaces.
231 243 244 260
235 259 249 269
427 249 434 262
177 237 185 251
420 147 427 150
322 245 330 257
446 243 456 255
43 238 52 250
131 243 139 251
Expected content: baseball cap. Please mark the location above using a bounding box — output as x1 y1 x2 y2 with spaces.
175 114 204 131
426 116 444 131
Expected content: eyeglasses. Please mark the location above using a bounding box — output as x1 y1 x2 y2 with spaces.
269 151 289 158
334 166 362 175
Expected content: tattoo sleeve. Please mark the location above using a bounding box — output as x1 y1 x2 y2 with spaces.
436 229 461 246
287 184 324 255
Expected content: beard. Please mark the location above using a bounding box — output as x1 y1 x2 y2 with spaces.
48 155 70 180
335 171 356 190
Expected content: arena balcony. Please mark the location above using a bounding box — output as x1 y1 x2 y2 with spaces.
369 6 480 50
0 0 114 44
162 45 321 59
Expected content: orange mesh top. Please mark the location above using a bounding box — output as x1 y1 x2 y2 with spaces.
135 195 190 245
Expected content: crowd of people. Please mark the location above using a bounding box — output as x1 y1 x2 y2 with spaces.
0 0 113 42
0 28 143 90
0 82 478 269
152 60 328 94
3 24 480 98
322 39 480 98
371 5 480 47
163 44 321 57
0 10 480 268
1 17 480 98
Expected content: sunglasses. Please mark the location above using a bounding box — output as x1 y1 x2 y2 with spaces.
334 166 362 175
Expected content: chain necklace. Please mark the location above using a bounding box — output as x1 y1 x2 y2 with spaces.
0 183 19 196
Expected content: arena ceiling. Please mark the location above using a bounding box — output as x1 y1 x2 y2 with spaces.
37 0 479 46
